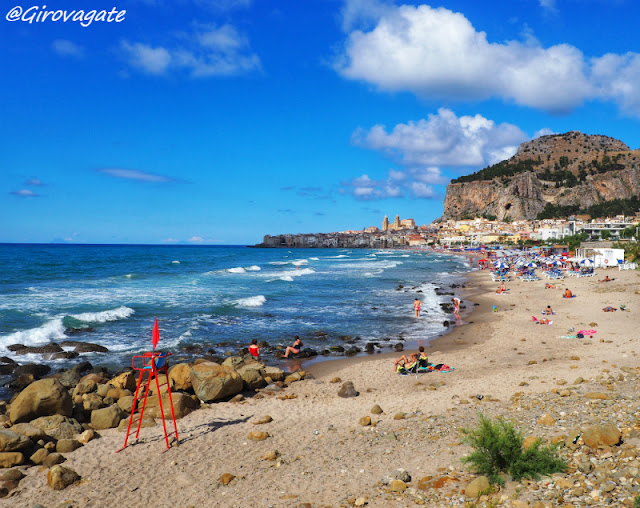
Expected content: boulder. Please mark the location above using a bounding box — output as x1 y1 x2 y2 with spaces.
91 405 124 430
73 379 97 396
58 369 82 389
337 381 359 398
465 476 490 497
96 383 114 398
13 363 51 379
71 342 108 353
82 393 104 411
79 372 111 385
237 365 267 390
7 374 35 391
43 453 66 468
30 448 49 465
105 388 132 400
56 439 82 453
0 453 24 468
168 363 193 391
144 392 198 420
0 468 24 482
118 415 155 432
262 366 285 382
582 424 622 448
9 423 46 441
30 415 83 440
117 396 135 414
189 362 243 402
0 430 31 452
110 371 137 392
222 356 245 370
77 429 96 444
14 344 63 355
47 465 80 490
9 378 73 424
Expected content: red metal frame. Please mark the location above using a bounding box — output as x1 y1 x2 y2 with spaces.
116 351 179 452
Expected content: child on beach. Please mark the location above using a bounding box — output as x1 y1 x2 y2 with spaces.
283 336 303 358
413 298 422 317
249 339 260 359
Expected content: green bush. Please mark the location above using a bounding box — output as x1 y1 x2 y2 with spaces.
461 414 566 484
634 495 640 508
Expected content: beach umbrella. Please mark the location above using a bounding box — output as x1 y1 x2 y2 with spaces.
479 259 488 263
580 258 594 265
526 261 537 268
494 262 509 269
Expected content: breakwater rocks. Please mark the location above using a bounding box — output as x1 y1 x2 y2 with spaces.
0 355 294 497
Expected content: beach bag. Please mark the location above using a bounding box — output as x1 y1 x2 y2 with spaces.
577 333 584 338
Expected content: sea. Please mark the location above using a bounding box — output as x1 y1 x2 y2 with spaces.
0 244 470 375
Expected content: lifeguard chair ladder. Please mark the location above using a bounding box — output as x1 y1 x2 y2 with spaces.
116 351 179 452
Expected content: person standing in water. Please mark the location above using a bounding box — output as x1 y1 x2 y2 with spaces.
413 298 422 317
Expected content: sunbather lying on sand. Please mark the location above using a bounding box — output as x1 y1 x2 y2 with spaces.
545 283 556 289
598 276 615 283
532 316 552 325
603 306 617 312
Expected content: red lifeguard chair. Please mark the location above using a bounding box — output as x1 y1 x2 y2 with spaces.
117 319 179 452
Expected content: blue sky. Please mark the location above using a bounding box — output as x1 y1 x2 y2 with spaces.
3 0 640 244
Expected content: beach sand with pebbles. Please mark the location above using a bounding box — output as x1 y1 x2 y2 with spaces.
2 266 640 508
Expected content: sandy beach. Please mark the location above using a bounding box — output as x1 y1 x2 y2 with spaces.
2 265 640 507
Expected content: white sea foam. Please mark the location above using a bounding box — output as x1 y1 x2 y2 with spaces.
227 267 247 274
328 254 349 258
1 318 67 347
309 257 319 261
235 295 266 307
279 276 294 282
246 265 261 271
172 260 180 264
71 306 135 323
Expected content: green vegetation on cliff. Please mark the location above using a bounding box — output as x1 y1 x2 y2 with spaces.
452 159 543 184
536 196 640 220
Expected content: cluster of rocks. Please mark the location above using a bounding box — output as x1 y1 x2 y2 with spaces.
352 365 640 507
0 354 291 498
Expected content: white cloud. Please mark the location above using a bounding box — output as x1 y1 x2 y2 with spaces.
10 189 39 197
121 24 260 77
26 179 45 186
99 168 174 183
539 0 556 11
121 42 171 75
341 170 440 201
410 182 436 198
52 40 85 59
533 127 555 138
336 3 640 115
352 108 529 168
188 236 205 243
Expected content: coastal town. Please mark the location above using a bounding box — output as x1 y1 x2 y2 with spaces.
258 213 640 249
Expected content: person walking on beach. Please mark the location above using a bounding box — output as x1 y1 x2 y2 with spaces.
452 297 461 319
413 298 422 317
283 336 303 358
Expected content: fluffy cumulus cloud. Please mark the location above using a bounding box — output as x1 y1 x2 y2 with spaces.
121 24 260 77
352 108 529 168
336 2 640 115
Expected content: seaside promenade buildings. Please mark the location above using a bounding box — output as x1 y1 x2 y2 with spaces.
258 213 640 248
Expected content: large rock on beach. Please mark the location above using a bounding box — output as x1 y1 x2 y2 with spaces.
9 423 46 441
0 453 24 469
47 465 80 490
337 381 359 398
12 363 51 379
110 371 137 392
168 363 193 391
9 378 73 424
237 364 267 390
582 423 622 448
262 366 286 382
91 405 124 430
145 392 198 420
30 415 83 440
0 430 31 452
189 362 243 402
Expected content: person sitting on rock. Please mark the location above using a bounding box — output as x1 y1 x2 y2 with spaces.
283 336 303 358
248 339 260 359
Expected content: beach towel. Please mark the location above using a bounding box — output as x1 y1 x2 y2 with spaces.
563 295 577 299
578 330 597 336
557 335 579 339
436 364 455 373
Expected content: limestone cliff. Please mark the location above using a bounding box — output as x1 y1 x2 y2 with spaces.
442 131 640 220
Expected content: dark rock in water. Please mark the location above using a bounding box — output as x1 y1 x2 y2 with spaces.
320 349 331 355
181 345 200 353
14 364 51 379
398 285 404 289
72 361 93 373
339 335 352 341
345 347 360 357
329 346 345 353
258 341 269 348
49 352 80 360
443 321 450 327
371 307 378 310
364 343 376 353
74 343 109 353
394 343 404 352
65 327 95 335
9 374 35 391
15 344 64 355
295 349 317 359
0 356 17 365
7 345 27 352
337 381 359 398
314 331 328 337
416 290 422 293
0 364 16 376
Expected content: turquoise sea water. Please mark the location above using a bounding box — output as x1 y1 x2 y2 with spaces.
0 244 470 371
